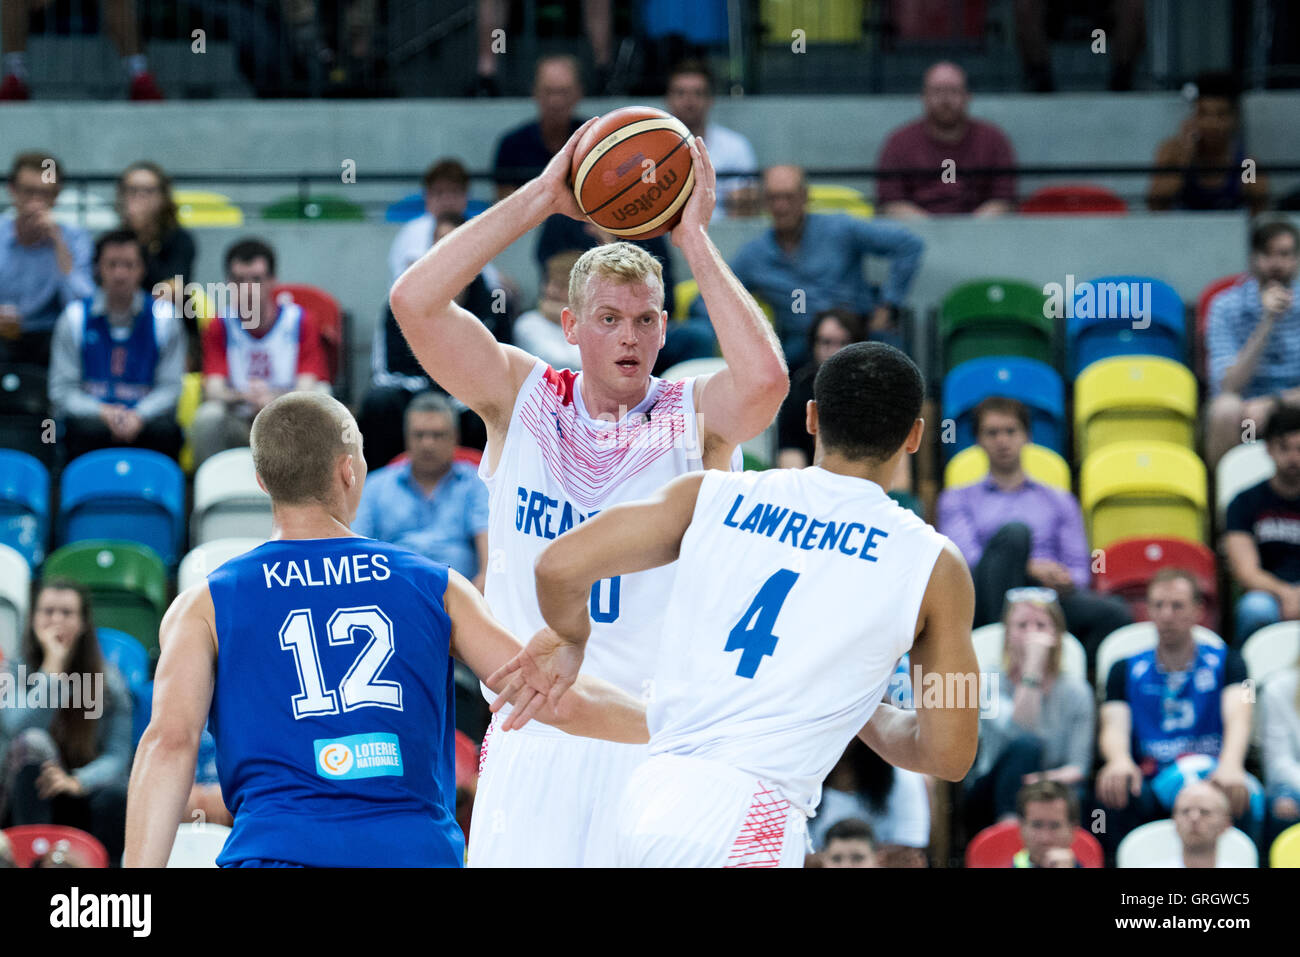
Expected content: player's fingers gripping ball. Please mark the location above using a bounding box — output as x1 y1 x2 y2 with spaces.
570 106 695 240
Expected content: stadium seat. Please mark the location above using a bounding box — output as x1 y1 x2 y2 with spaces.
385 191 426 223
0 363 54 463
166 822 232 867
97 627 151 747
0 449 49 567
1018 184 1127 215
806 184 874 218
51 188 117 230
673 278 700 320
761 0 865 43
0 543 31 663
1080 441 1207 550
1117 819 1256 868
2 825 109 868
943 443 1071 492
970 622 1087 681
1216 440 1274 525
939 279 1053 370
58 449 186 567
262 194 365 221
178 538 265 592
941 357 1066 458
1272 823 1300 868
1073 356 1198 461
964 819 1104 868
192 449 273 545
43 541 169 658
273 283 345 388
1067 275 1186 378
1195 273 1247 381
173 190 244 228
1093 621 1225 699
177 371 204 474
1092 538 1218 626
1240 622 1300 688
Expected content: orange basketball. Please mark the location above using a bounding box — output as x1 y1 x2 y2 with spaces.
570 106 695 241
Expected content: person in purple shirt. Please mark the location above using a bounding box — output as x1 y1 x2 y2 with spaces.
937 397 1131 665
876 62 1017 218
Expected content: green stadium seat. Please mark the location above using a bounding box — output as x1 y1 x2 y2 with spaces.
262 195 366 221
940 279 1054 371
44 540 169 658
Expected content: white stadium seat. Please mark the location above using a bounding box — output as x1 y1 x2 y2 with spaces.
166 822 232 868
0 543 31 661
1117 819 1257 868
970 622 1088 682
192 449 272 545
1215 441 1274 525
178 538 266 592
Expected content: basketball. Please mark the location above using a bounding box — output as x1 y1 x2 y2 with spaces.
569 106 695 240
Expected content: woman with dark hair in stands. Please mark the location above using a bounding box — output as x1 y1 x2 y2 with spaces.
776 308 865 470
0 578 133 866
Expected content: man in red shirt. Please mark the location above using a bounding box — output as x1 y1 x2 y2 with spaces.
876 62 1018 218
191 238 331 468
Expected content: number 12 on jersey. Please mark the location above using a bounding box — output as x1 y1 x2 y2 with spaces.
725 569 799 679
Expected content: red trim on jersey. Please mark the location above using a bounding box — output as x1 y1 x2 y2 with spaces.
724 783 790 868
542 365 578 406
477 717 495 776
198 305 331 383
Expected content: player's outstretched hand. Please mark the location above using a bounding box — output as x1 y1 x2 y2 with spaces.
537 116 602 223
670 136 716 249
487 627 586 731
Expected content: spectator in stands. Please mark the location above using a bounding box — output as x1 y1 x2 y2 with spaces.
514 250 584 372
0 578 132 866
48 229 185 461
811 737 930 867
0 0 163 100
699 164 923 369
0 151 94 366
493 55 585 200
389 159 475 283
1260 650 1300 844
190 238 330 469
937 397 1131 659
116 161 194 300
1154 780 1237 868
633 0 729 96
777 309 865 469
1148 72 1269 214
664 59 758 217
1094 569 1257 856
360 216 494 466
1013 779 1080 868
1015 0 1145 92
876 62 1017 218
353 393 489 590
1223 404 1300 640
965 591 1094 832
819 819 877 868
471 0 615 96
1206 220 1300 467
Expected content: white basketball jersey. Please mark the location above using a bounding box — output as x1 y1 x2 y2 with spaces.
481 360 733 733
221 304 303 392
648 466 949 814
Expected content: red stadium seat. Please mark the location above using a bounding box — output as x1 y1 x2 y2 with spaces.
1093 537 1218 626
385 447 482 469
1195 273 1247 381
964 819 1103 868
3 824 110 868
1019 184 1128 215
272 283 344 385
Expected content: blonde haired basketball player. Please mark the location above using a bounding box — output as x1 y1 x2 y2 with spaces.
496 343 980 867
389 121 788 866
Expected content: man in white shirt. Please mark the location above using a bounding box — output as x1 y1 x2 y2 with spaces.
665 59 758 218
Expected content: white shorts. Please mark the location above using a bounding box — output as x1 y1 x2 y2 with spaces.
467 714 649 867
615 754 809 868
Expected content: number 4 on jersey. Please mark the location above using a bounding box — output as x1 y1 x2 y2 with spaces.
725 569 799 679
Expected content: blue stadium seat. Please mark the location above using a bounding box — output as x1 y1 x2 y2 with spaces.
385 193 489 224
97 627 151 748
1067 274 1186 377
0 449 49 568
59 450 185 567
942 357 1066 458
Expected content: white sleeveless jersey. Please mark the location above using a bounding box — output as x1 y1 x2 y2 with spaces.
648 466 950 814
221 303 303 392
481 360 734 733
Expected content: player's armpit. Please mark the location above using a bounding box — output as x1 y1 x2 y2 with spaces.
124 583 218 867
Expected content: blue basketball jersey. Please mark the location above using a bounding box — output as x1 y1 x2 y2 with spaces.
207 537 462 867
79 298 159 408
1123 646 1227 777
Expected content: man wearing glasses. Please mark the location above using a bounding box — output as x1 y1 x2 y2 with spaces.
0 152 94 365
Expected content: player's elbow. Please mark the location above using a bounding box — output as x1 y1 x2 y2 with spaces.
533 544 571 597
932 734 979 783
135 720 202 763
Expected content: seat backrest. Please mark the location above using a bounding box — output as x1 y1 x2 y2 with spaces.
178 538 265 592
964 820 1103 867
1116 819 1181 867
1070 274 1185 335
60 449 185 524
1271 822 1300 867
1019 184 1127 214
941 278 1049 329
96 627 150 691
0 449 50 516
274 283 342 382
2 824 110 868
944 443 1072 493
969 623 1087 681
1073 356 1198 426
1093 622 1225 698
43 540 170 614
1241 624 1300 687
1094 538 1217 597
193 448 270 514
1215 440 1275 524
1080 441 1207 513
942 357 1065 422
1196 273 1247 380
166 822 232 867
661 357 727 382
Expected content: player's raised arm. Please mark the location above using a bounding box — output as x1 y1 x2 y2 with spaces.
672 139 789 452
388 118 600 430
856 543 979 782
124 584 218 867
444 570 648 742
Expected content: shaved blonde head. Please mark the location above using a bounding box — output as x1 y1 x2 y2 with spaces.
567 242 665 319
251 391 360 506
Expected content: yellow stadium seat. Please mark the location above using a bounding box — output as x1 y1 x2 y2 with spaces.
673 279 699 321
177 372 204 474
1074 356 1197 460
174 190 244 228
1272 823 1300 868
1081 441 1207 549
807 184 874 218
761 0 865 43
944 443 1072 492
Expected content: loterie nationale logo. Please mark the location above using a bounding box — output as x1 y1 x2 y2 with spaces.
313 732 403 780
319 742 354 776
